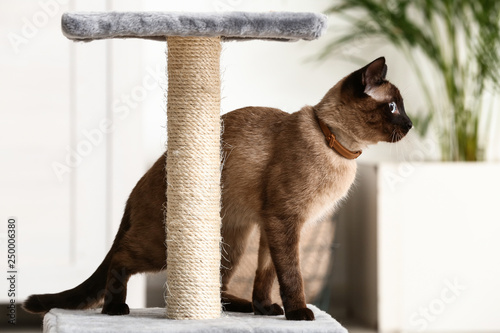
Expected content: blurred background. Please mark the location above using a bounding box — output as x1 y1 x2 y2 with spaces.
1 0 499 332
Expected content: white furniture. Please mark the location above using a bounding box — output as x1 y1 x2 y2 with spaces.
340 162 500 332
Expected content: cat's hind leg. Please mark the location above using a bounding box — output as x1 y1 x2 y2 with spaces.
264 215 314 321
220 221 254 313
101 263 131 315
99 242 165 315
252 230 284 316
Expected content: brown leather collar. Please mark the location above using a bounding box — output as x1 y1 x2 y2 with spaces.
314 113 362 159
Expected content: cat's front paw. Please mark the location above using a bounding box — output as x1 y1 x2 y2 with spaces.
253 301 284 316
285 307 315 321
102 303 130 315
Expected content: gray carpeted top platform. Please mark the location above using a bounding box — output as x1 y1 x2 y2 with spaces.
43 305 347 333
62 11 328 42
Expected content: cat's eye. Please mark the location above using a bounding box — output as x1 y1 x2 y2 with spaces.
389 101 397 114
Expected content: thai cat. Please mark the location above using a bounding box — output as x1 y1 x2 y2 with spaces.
24 57 412 320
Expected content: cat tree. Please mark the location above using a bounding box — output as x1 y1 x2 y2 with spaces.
46 11 347 332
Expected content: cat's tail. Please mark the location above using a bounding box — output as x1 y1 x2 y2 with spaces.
24 204 132 315
22 252 112 314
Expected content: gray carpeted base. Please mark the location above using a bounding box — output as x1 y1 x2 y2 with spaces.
43 305 347 333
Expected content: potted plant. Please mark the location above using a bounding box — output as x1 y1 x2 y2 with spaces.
320 0 500 161
321 1 500 331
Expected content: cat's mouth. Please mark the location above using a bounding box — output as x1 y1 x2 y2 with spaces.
390 130 406 143
390 123 412 142
387 114 413 143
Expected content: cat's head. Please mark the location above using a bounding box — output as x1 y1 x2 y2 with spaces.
315 57 412 147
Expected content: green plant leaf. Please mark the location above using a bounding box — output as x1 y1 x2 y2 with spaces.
321 0 500 161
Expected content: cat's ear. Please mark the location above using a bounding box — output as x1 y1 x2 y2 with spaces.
362 57 387 90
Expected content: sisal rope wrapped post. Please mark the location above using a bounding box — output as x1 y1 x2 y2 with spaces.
165 36 222 320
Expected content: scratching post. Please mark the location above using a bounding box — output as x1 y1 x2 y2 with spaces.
166 36 222 319
61 11 330 324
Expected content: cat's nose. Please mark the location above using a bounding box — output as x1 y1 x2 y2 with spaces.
405 120 413 131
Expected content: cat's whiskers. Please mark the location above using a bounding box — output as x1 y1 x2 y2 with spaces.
396 133 406 161
390 129 411 162
399 132 410 161
405 133 429 161
220 240 231 269
394 131 402 160
390 129 397 144
388 129 397 158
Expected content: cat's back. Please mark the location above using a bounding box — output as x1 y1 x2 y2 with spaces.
222 106 289 139
222 106 289 165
